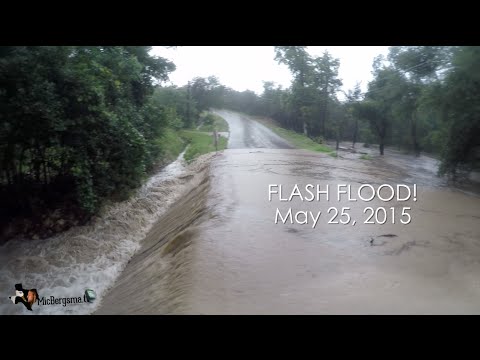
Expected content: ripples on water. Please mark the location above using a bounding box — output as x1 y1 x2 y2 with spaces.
2 130 480 314
97 148 480 314
0 150 214 315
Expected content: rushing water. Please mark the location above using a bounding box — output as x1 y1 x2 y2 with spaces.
0 150 214 315
4 110 480 315
95 112 480 315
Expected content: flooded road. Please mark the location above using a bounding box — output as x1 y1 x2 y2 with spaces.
96 111 480 314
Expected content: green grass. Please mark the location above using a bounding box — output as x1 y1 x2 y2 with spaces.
180 130 228 163
253 116 333 154
360 154 372 160
198 113 229 132
158 128 186 163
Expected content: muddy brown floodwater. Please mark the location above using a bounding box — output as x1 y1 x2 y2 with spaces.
96 110 480 314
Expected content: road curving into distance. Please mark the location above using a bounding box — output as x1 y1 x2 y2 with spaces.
95 110 480 315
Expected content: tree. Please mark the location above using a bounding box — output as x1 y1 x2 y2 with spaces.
435 46 480 178
344 82 363 147
274 46 313 134
189 76 224 114
385 46 455 156
311 51 342 137
152 85 197 129
355 60 404 155
0 46 175 224
354 100 388 155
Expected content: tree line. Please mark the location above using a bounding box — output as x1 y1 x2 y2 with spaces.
0 46 190 231
1 46 478 237
184 46 480 180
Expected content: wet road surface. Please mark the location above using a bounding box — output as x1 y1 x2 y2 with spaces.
95 111 480 314
213 109 293 149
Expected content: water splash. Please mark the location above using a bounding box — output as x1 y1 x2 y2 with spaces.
0 149 213 315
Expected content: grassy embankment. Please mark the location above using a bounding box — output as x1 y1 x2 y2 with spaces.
251 115 334 154
180 130 228 163
179 113 230 164
198 113 229 132
157 128 186 165
155 113 230 169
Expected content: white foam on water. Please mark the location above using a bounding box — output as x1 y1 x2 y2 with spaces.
0 149 200 315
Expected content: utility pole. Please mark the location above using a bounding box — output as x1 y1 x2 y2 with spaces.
213 130 218 152
187 81 191 128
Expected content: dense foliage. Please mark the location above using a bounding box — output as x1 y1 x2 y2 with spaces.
0 46 176 224
185 46 480 178
2 46 478 239
355 46 480 178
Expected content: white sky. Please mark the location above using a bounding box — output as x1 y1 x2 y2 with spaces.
151 46 390 100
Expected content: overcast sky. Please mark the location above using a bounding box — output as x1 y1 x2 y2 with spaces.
151 46 390 100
